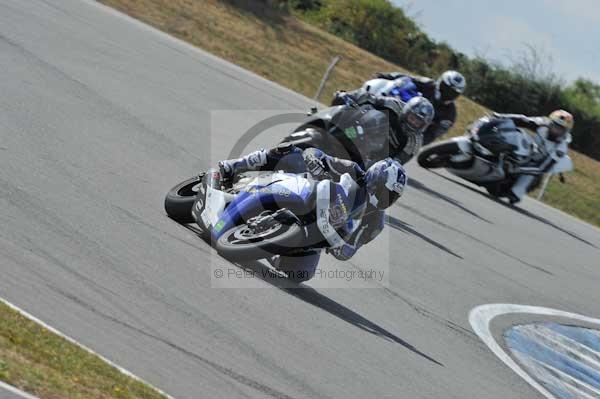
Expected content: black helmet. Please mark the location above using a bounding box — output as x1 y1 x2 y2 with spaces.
435 71 466 104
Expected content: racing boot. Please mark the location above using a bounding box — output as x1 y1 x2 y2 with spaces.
509 174 537 205
218 149 268 188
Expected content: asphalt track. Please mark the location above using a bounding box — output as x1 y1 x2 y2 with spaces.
1 1 599 398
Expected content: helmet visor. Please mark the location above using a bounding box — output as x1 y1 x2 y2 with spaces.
439 82 460 103
549 121 568 138
406 113 426 131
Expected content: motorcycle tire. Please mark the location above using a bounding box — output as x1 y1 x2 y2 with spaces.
164 175 202 224
216 221 305 262
417 141 461 169
275 250 320 283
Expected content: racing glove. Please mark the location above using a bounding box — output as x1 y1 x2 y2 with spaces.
302 148 329 179
326 244 357 261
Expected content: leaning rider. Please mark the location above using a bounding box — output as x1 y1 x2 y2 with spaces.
492 110 574 203
329 91 434 165
361 70 466 145
218 143 407 260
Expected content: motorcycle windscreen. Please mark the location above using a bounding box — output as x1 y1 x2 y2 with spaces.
549 155 573 173
329 106 390 168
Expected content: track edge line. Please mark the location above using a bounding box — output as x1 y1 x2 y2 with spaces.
0 296 178 399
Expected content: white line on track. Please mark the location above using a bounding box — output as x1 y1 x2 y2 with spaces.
0 297 177 399
469 303 600 399
0 381 41 399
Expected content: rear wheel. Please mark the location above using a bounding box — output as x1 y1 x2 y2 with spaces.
164 175 203 223
216 213 305 262
417 141 462 169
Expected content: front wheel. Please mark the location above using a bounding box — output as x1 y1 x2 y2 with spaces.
417 141 462 169
216 218 305 262
164 175 203 223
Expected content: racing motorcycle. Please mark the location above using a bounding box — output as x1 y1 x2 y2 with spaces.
360 76 420 102
164 169 365 282
279 98 390 169
417 116 573 201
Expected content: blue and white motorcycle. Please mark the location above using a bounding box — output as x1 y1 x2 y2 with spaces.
164 168 366 282
360 76 421 102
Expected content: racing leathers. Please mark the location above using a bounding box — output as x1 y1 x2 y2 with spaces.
371 72 457 145
219 143 387 260
493 113 572 202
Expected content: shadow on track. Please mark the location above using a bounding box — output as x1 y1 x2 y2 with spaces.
407 178 492 224
398 203 555 276
182 212 441 365
429 171 599 249
385 215 463 259
234 260 443 367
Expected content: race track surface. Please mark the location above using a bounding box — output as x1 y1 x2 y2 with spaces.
1 1 599 398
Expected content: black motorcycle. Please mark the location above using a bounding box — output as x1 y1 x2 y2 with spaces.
280 101 391 169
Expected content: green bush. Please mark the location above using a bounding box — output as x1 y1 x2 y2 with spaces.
282 0 600 160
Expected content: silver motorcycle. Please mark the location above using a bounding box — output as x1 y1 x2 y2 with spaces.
417 116 573 202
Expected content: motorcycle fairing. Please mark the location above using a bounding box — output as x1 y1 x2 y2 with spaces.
315 176 365 248
209 173 314 241
549 155 573 174
448 156 506 182
294 104 390 168
316 180 345 248
362 77 421 102
199 185 227 229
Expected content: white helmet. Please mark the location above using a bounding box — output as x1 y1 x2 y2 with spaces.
435 71 466 104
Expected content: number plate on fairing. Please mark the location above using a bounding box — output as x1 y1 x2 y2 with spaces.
316 180 345 248
200 186 226 227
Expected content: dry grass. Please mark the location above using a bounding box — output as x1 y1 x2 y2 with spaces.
537 151 600 226
0 301 166 399
100 0 600 227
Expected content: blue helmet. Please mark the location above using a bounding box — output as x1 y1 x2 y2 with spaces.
364 158 407 209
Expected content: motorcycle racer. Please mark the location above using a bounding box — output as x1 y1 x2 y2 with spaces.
492 110 574 203
329 90 434 164
218 143 407 260
363 70 467 145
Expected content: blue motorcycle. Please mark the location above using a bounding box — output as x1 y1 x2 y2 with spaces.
164 168 366 282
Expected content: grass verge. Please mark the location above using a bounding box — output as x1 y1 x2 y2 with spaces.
0 300 166 399
99 0 600 227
